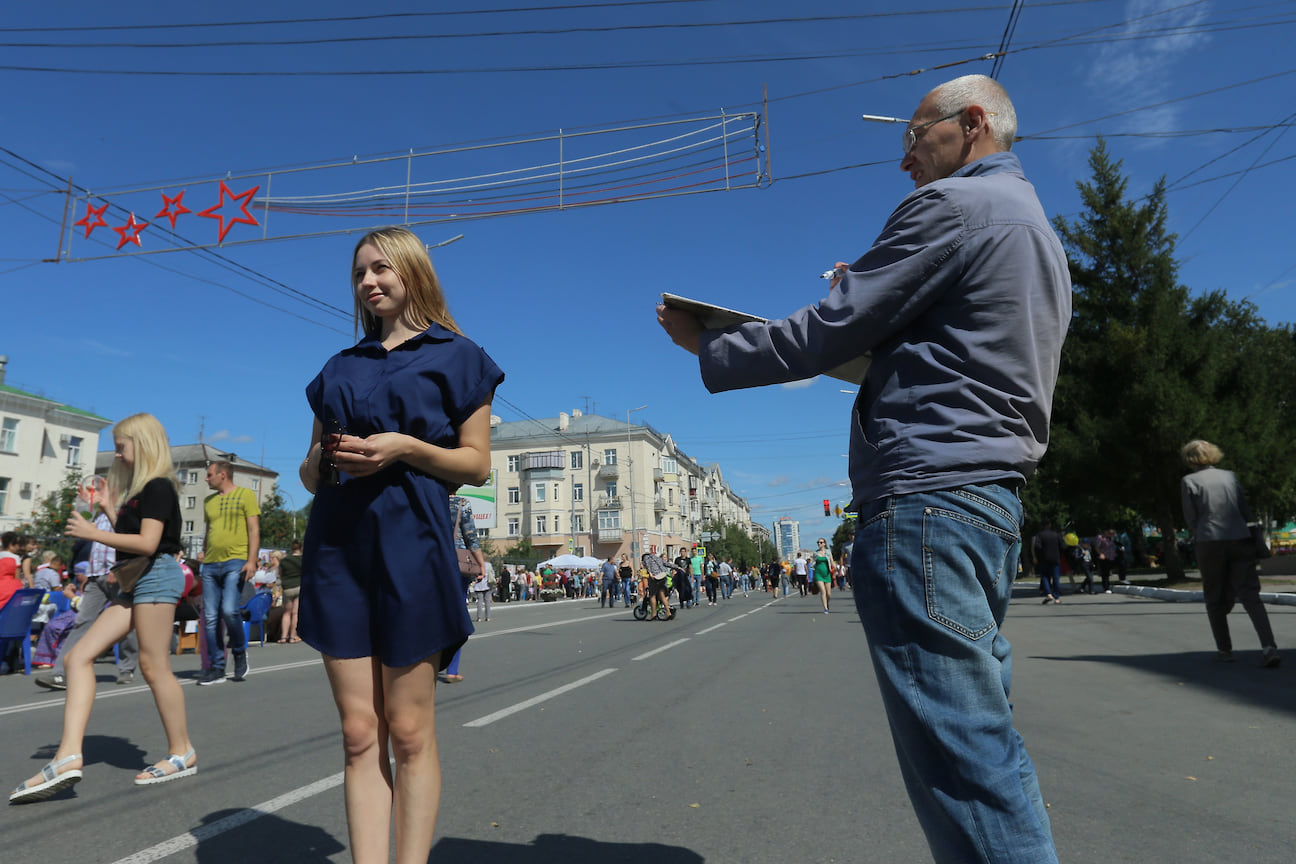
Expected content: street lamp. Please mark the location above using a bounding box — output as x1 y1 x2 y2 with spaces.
627 405 647 556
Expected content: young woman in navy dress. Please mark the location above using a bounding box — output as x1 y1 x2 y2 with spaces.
297 227 503 864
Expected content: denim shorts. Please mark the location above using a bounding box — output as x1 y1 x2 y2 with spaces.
124 555 184 605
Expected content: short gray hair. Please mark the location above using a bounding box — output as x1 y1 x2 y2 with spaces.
930 74 1017 151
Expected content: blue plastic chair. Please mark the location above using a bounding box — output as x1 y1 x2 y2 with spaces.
240 590 274 647
0 589 45 675
46 591 72 615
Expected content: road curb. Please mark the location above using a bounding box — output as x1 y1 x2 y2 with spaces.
1112 584 1296 605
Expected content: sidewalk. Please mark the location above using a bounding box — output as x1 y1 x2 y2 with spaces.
1112 569 1296 605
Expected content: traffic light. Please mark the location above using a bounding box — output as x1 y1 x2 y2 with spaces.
823 499 830 516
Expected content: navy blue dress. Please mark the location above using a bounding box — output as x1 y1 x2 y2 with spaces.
299 323 504 669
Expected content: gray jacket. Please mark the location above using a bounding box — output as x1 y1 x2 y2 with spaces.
699 152 1072 506
1181 466 1252 543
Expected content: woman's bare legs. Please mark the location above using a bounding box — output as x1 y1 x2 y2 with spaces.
323 654 442 864
383 657 442 864
324 656 392 864
133 602 195 778
16 603 133 788
820 581 832 611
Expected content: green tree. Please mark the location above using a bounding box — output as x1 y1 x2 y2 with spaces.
28 469 83 559
1043 141 1296 578
259 485 311 550
698 519 776 568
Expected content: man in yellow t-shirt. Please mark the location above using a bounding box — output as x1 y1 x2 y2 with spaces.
198 460 261 685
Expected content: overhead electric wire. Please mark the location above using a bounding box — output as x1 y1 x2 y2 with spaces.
989 0 1026 79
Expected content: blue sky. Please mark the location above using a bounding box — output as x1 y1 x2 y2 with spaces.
2 0 1293 539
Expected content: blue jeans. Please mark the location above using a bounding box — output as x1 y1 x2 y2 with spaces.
851 484 1057 864
202 558 248 670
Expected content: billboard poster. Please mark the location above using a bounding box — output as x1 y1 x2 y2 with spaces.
459 469 498 529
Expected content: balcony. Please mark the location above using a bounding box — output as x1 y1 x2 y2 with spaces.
597 462 619 480
599 494 623 510
597 527 624 543
653 496 666 512
652 468 663 482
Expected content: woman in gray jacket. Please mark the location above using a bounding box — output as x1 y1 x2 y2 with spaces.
1180 440 1280 666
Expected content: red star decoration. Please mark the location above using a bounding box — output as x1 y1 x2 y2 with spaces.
112 213 149 250
155 190 192 230
73 202 109 238
197 181 260 243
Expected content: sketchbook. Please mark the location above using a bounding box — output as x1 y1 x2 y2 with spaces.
661 292 871 386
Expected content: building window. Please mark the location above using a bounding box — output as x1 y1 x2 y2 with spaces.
0 418 17 453
668 488 674 504
570 450 583 470
603 448 617 466
552 514 560 533
188 470 199 484
598 510 621 530
0 477 7 513
507 455 520 472
184 520 194 532
536 515 548 534
507 487 520 504
662 456 678 474
186 496 197 509
573 514 584 532
573 483 584 502
533 483 546 503
508 517 519 536
606 481 618 498
65 436 83 467
251 478 260 492
670 517 675 532
552 482 560 502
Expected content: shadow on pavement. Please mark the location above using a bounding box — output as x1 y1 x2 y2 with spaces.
1037 651 1296 716
194 808 345 864
433 834 704 863
29 733 148 771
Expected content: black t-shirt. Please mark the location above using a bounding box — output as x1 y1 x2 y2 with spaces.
114 477 183 560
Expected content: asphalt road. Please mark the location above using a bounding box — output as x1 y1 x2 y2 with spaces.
3 585 1293 864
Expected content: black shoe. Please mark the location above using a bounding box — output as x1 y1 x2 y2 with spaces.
232 652 249 682
1262 646 1281 668
35 673 67 690
196 668 226 686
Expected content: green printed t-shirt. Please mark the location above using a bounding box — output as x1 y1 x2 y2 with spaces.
204 486 261 562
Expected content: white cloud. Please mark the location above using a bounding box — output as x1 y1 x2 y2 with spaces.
779 377 818 390
1089 0 1212 134
768 474 791 487
207 430 230 442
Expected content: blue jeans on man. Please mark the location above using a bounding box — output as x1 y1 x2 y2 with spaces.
851 483 1057 864
202 558 248 671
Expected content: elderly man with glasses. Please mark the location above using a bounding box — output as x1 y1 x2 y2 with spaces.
658 74 1069 864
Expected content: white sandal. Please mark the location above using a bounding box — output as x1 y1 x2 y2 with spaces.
134 749 197 786
9 754 83 804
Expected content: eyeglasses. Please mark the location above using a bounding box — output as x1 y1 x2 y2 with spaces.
902 111 962 155
901 110 998 155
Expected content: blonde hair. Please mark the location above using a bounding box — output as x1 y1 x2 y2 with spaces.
352 227 462 338
1181 439 1224 468
108 413 180 505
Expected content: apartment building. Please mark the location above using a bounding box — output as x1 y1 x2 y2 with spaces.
488 409 753 561
0 357 113 531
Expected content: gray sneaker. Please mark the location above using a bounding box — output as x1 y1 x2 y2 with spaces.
196 668 226 686
232 652 249 682
35 673 67 690
116 670 135 686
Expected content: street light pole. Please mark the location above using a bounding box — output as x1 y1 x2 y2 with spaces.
626 405 647 557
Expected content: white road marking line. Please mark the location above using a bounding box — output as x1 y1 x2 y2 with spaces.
728 615 747 623
696 623 727 635
632 639 691 661
108 771 345 864
0 658 324 717
463 668 618 728
469 610 622 639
